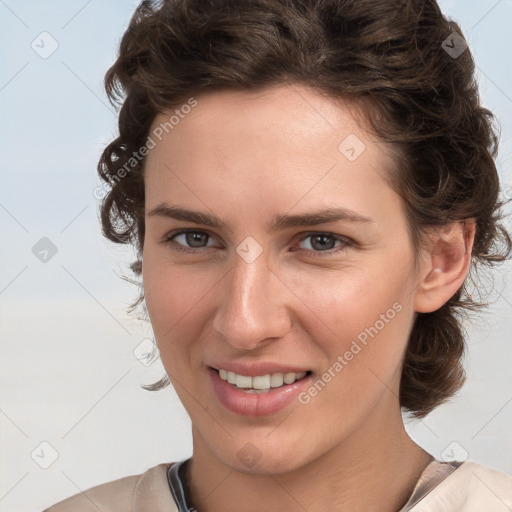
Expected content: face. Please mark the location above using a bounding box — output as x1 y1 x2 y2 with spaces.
142 84 424 475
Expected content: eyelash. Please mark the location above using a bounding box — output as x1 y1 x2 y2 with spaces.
162 229 352 257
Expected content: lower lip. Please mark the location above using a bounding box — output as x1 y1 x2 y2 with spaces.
208 367 312 417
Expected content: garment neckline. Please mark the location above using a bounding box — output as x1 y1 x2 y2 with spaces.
167 456 465 512
398 457 465 511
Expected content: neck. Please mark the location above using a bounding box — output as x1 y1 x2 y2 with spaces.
185 405 433 512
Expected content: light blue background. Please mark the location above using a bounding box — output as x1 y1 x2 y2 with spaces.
1 1 511 510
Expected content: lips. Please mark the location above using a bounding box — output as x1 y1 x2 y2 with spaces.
208 365 313 416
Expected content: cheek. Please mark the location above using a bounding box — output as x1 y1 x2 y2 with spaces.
142 255 219 353
283 265 413 397
143 242 415 378
283 263 410 341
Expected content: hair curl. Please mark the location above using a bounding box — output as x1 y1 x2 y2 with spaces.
98 0 511 418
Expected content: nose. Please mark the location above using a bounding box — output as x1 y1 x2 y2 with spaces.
212 252 292 350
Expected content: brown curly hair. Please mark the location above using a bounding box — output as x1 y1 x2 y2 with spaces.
97 0 511 418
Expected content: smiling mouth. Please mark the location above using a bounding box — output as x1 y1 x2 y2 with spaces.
214 368 312 393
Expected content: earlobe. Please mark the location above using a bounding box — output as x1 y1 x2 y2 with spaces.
414 220 476 313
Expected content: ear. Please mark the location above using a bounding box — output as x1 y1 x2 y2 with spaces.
414 220 476 313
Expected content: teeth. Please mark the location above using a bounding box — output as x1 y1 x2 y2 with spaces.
252 375 270 389
284 372 297 385
218 369 307 391
235 374 252 388
270 373 284 388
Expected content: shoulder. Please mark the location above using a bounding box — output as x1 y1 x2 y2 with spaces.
42 462 177 512
411 460 512 511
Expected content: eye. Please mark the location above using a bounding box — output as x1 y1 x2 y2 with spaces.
163 229 218 253
163 229 352 256
293 232 351 256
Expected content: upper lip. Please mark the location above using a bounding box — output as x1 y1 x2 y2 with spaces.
208 362 311 377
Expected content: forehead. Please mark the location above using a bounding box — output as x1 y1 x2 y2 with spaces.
148 84 384 159
144 84 400 227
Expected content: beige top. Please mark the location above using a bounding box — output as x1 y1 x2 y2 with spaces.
43 458 512 511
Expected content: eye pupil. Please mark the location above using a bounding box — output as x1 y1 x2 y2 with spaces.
311 234 335 251
187 232 208 247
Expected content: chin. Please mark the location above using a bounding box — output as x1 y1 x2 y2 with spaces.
209 433 320 476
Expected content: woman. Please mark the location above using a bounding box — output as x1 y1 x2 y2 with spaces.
45 0 512 510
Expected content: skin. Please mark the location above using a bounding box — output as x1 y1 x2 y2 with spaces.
142 84 475 512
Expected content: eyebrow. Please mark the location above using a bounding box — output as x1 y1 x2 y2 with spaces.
147 204 373 232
